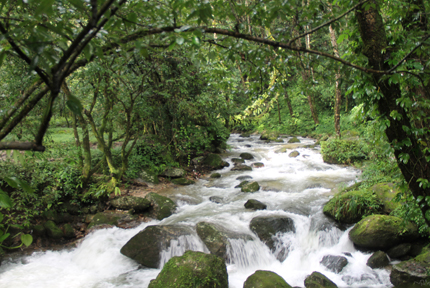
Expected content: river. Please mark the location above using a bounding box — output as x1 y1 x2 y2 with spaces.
0 134 392 287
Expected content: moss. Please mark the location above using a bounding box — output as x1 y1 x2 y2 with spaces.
288 137 300 143
87 212 121 229
203 153 224 168
321 139 368 165
43 220 63 239
371 182 400 213
244 270 292 288
210 173 221 178
63 223 75 239
241 181 260 193
145 192 177 220
391 246 430 286
304 272 337 288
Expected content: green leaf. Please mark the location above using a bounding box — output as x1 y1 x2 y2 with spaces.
176 37 185 45
66 94 83 116
0 233 10 243
0 189 13 208
21 234 33 247
0 51 6 68
35 0 55 16
4 177 19 189
67 0 86 12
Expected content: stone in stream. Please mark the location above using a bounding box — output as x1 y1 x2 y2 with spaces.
235 180 249 188
241 181 260 193
145 192 177 220
159 167 186 178
120 225 195 268
387 243 412 259
304 271 337 288
209 196 224 204
203 153 230 170
110 196 151 213
196 221 252 261
366 251 389 269
244 199 267 210
231 164 253 171
348 215 419 250
232 158 245 165
240 152 254 160
210 172 222 178
87 211 138 230
288 137 301 143
289 150 300 158
171 177 195 185
236 175 253 180
244 270 293 288
251 162 265 168
63 223 75 239
390 246 430 286
148 250 228 288
320 255 348 273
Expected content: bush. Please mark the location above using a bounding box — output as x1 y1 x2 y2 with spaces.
321 138 369 165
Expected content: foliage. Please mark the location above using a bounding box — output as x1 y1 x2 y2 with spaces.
321 138 369 165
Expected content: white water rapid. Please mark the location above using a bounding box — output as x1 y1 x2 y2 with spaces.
0 134 392 288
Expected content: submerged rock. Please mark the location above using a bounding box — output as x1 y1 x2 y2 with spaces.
240 152 254 160
367 251 389 269
171 177 195 185
304 271 337 288
289 150 300 158
244 270 292 288
210 173 221 178
245 199 267 210
390 246 430 286
145 192 176 220
148 251 228 288
320 255 348 273
209 196 224 204
236 175 253 180
241 181 260 193
250 216 295 252
120 225 194 268
110 196 151 212
349 215 419 250
231 164 253 171
387 243 412 259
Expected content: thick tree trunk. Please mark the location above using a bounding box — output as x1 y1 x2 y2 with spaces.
356 0 430 225
329 24 342 138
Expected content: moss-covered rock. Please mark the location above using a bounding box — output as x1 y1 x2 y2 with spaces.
145 192 176 220
63 223 75 239
120 225 195 268
44 220 64 239
240 152 254 160
349 215 419 250
388 243 412 259
203 153 229 170
139 168 159 184
244 270 292 288
260 132 279 141
241 181 260 193
87 211 122 229
390 246 430 286
321 139 368 165
210 173 221 178
110 196 151 212
288 137 300 143
244 199 267 210
232 158 245 164
289 151 300 158
323 190 382 224
171 177 195 185
160 167 186 178
304 271 337 288
371 183 401 214
367 251 389 269
32 224 46 237
235 180 249 188
148 250 228 288
231 164 253 171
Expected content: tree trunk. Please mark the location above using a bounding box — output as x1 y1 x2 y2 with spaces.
285 90 294 117
356 0 430 226
329 24 342 138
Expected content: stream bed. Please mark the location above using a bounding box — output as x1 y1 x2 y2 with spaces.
0 134 392 288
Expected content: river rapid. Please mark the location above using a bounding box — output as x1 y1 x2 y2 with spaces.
0 134 392 288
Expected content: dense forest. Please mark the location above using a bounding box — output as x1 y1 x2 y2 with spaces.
0 0 429 267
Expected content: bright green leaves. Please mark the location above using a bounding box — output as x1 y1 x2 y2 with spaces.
0 189 12 208
4 176 35 195
186 2 213 25
20 233 33 247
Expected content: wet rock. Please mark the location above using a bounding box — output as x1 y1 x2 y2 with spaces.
120 225 195 268
0 247 4 266
240 132 251 137
87 211 136 229
196 222 252 261
232 158 245 164
32 224 46 237
236 175 253 180
240 152 254 160
241 181 260 193
388 243 412 259
251 162 265 168
110 196 151 212
44 221 63 239
288 137 300 143
209 196 224 204
320 255 348 273
59 201 81 215
191 156 204 166
148 251 228 288
244 270 292 288
145 192 177 220
260 132 279 141
349 215 419 250
371 182 401 214
390 246 430 286
160 167 185 178
203 153 229 170
289 151 300 158
139 168 159 184
245 199 267 210
304 271 337 288
171 177 195 185
235 180 249 188
245 144 252 147
250 216 295 252
210 173 221 178
63 223 75 239
231 164 253 171
367 251 389 269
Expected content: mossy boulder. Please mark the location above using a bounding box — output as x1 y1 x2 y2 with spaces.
139 168 159 184
244 270 292 288
210 173 221 178
323 190 382 224
260 132 279 141
191 156 205 166
320 255 348 273
44 220 64 239
120 225 195 268
240 152 254 160
196 221 252 261
289 151 300 158
235 180 249 188
232 158 245 164
110 196 151 212
371 182 401 214
63 223 75 239
288 137 300 143
148 250 228 288
241 181 260 193
304 271 337 288
245 199 267 210
87 211 122 229
390 246 430 286
145 192 176 220
160 167 186 178
203 153 229 170
231 165 253 171
321 139 368 165
349 215 419 250
171 177 195 185
367 251 389 269
32 224 46 236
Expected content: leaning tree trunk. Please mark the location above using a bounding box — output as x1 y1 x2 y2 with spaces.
329 24 342 138
356 0 430 226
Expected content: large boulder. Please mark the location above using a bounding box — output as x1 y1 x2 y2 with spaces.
387 243 412 259
250 216 295 260
240 152 254 160
148 250 228 288
390 246 430 286
245 199 267 210
160 167 186 178
120 225 195 268
139 168 159 184
241 181 260 193
367 251 389 269
44 220 63 239
87 211 138 230
145 192 176 220
323 190 382 224
110 196 151 213
349 215 419 250
244 270 292 288
371 183 401 214
196 221 252 261
320 255 348 273
203 153 229 170
304 272 337 288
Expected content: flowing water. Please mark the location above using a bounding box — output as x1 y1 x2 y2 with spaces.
0 134 392 288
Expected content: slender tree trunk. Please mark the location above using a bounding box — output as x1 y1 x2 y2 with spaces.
284 90 294 117
329 24 342 138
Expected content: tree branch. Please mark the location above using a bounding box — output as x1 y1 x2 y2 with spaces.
0 141 45 151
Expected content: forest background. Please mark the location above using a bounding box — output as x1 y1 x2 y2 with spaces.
0 0 429 249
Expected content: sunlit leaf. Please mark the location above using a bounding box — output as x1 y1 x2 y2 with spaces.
21 234 33 247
